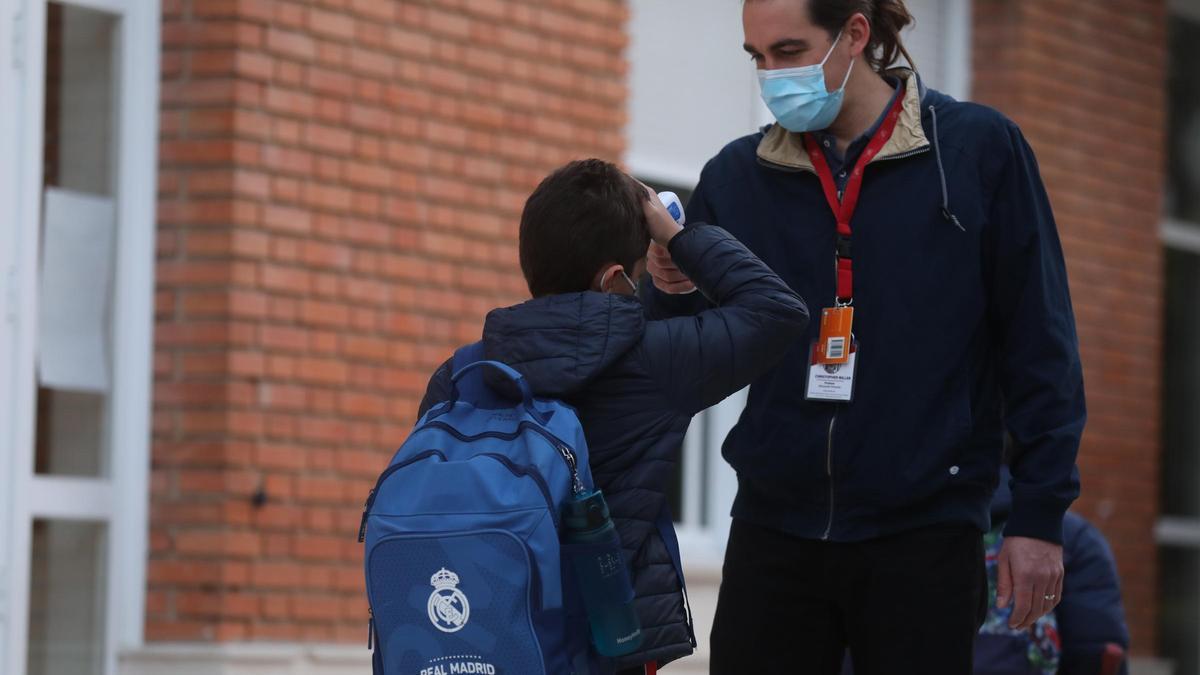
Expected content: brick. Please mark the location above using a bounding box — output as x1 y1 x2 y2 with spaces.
266 27 316 61
308 7 357 41
348 46 393 77
306 65 355 97
303 122 354 153
174 530 261 558
261 205 313 235
348 0 394 22
427 8 471 40
293 356 348 385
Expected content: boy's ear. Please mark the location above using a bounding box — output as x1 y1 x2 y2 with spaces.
593 263 624 293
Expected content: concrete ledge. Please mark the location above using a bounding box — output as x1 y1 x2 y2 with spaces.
119 643 371 675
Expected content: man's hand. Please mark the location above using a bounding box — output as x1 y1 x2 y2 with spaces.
636 182 695 294
995 535 1064 630
647 243 697 294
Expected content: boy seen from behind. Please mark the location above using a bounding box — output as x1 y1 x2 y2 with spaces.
418 159 809 673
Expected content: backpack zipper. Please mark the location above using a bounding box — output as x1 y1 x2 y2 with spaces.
358 449 447 543
478 453 557 525
420 420 585 495
357 450 559 543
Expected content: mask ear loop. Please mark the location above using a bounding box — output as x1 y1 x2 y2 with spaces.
818 29 845 67
620 270 639 295
601 267 638 295
822 28 855 93
834 58 855 93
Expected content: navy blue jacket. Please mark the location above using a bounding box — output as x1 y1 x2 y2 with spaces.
419 225 809 669
644 70 1085 544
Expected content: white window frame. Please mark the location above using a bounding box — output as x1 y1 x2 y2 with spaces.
1155 3 1200 672
1156 218 1200 672
937 0 973 101
2 0 159 674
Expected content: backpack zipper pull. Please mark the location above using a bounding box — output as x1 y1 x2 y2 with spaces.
367 607 374 650
557 443 585 495
357 489 375 543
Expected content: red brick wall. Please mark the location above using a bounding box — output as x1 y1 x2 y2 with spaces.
151 0 628 642
973 0 1168 655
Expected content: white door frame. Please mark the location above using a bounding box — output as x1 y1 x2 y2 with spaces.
3 0 159 673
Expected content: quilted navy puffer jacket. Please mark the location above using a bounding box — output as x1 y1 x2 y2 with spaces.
419 224 808 670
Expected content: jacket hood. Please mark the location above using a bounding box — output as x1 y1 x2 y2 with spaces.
481 292 645 398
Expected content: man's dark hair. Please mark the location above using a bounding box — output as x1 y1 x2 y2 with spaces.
518 159 651 298
808 0 914 72
745 0 916 73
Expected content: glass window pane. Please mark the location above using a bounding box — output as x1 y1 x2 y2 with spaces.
1160 545 1200 675
35 3 119 478
1162 248 1200 518
1167 16 1200 223
43 2 116 196
26 520 108 675
35 390 109 475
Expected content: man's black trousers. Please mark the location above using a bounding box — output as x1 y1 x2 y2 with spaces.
710 518 988 675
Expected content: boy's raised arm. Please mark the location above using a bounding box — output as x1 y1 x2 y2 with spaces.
639 223 809 416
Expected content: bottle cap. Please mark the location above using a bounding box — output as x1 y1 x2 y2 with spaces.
563 489 610 532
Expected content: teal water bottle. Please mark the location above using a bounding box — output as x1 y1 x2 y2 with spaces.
562 489 643 657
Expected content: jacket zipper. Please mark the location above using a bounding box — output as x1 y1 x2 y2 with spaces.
757 144 931 175
758 139 934 543
871 146 931 163
821 411 838 540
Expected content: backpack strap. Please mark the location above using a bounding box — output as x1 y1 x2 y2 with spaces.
450 341 488 399
439 343 550 425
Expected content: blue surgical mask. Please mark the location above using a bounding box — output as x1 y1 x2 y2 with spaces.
757 30 854 133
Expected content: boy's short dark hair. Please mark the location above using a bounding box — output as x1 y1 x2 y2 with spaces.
519 159 650 298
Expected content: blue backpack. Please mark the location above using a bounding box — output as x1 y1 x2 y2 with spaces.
359 343 598 674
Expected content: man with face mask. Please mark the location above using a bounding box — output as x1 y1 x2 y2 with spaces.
642 1 1086 674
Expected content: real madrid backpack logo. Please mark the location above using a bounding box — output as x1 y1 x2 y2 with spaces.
427 568 470 633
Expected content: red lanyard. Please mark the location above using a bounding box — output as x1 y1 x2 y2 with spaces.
802 86 906 304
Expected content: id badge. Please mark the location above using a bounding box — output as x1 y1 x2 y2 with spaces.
805 338 858 402
814 306 853 365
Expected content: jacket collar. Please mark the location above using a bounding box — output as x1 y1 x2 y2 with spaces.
757 68 929 173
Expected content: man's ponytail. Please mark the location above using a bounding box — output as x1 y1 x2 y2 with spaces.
806 0 916 72
868 0 915 72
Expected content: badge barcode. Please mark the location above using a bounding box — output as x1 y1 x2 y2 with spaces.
827 337 846 360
